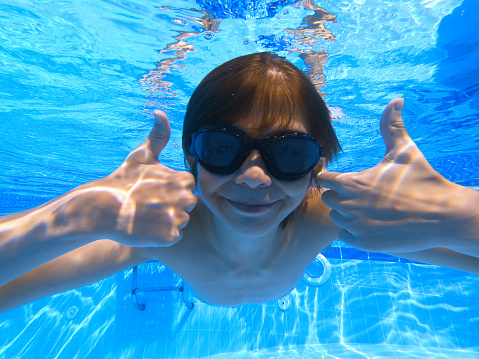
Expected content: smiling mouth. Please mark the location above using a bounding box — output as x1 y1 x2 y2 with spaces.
226 199 277 214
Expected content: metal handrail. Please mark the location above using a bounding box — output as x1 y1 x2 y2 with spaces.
131 265 194 311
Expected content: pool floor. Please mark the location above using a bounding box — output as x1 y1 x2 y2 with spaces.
1 258 478 358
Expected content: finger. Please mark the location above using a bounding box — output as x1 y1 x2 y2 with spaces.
380 98 412 154
320 189 341 210
167 228 182 242
329 209 352 229
317 171 344 192
176 212 191 230
183 193 198 213
126 110 171 164
176 171 196 193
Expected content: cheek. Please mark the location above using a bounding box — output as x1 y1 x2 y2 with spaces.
197 165 227 195
197 166 213 193
287 175 312 198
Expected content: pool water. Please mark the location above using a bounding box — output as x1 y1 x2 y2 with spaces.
1 0 478 358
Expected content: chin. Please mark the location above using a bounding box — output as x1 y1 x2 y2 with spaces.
223 215 287 237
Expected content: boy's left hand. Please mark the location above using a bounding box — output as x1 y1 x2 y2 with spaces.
318 98 470 253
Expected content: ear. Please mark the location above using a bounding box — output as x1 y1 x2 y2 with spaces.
309 157 327 189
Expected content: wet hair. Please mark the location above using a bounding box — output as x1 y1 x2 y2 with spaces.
182 52 341 179
181 52 342 228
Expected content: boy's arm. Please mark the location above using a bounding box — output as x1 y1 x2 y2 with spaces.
391 248 479 276
0 110 196 288
0 240 147 314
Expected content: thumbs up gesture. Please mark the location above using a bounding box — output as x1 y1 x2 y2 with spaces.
59 110 197 247
318 99 472 253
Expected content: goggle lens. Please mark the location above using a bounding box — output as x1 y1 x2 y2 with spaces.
194 131 242 168
270 137 319 176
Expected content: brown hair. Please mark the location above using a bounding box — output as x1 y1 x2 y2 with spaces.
182 52 341 181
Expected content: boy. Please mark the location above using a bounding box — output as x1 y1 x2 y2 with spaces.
1 53 478 313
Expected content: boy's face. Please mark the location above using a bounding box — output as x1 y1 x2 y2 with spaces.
196 116 312 237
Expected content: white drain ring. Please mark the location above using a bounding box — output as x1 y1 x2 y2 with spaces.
302 253 331 286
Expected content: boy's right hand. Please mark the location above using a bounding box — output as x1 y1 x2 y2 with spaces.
54 110 197 247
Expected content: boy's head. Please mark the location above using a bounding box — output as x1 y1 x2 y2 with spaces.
182 52 341 182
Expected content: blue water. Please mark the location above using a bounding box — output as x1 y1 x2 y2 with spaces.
1 0 479 358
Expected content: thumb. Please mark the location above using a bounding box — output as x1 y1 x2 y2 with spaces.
380 98 411 153
147 110 171 158
125 110 171 164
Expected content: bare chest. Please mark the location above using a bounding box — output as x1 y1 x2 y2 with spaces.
153 238 320 306
204 261 307 305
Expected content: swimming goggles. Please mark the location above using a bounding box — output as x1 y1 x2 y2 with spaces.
188 126 323 181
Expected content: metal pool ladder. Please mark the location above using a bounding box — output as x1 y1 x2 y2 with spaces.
131 265 194 311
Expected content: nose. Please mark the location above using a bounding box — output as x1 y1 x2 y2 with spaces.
234 150 272 188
